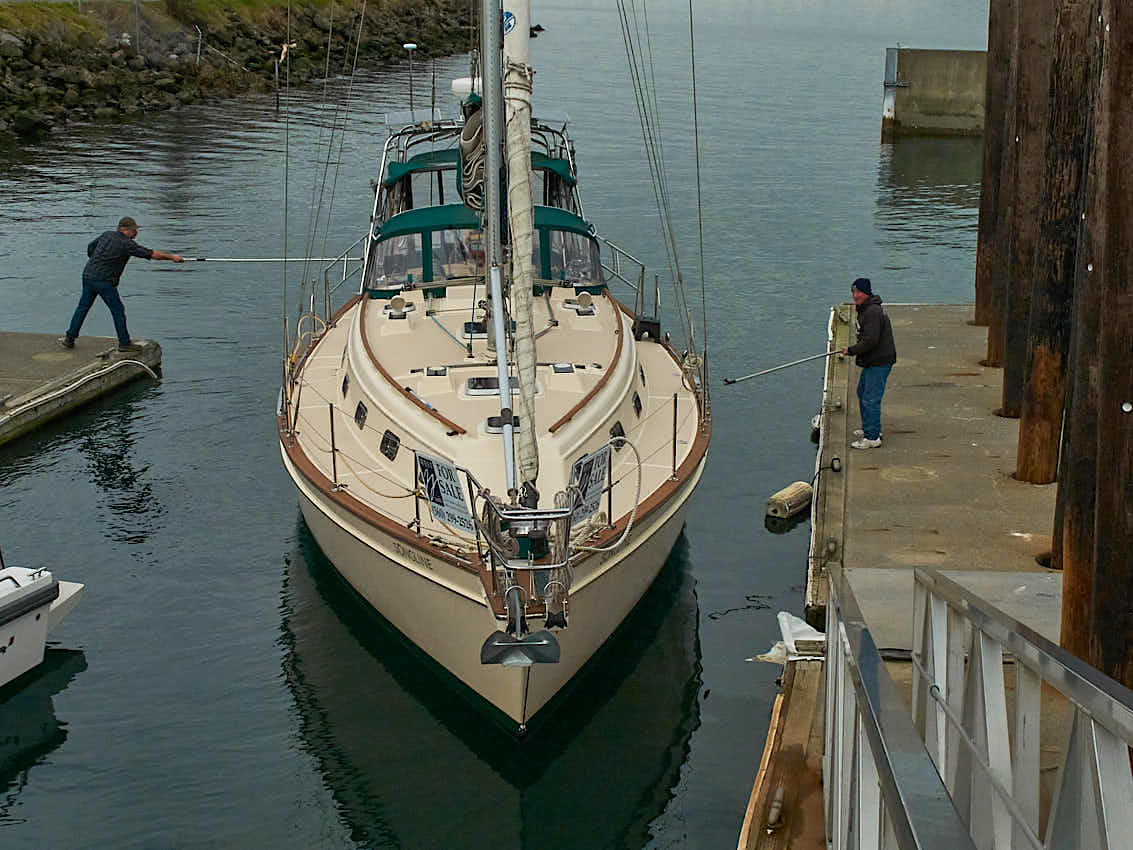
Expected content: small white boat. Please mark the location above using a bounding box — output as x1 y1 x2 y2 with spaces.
0 565 84 690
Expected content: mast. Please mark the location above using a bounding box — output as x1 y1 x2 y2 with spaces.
503 0 540 501
480 0 517 492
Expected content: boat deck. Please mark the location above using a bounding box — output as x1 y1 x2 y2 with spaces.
289 285 703 540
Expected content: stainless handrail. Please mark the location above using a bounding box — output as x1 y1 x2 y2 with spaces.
826 565 978 850
914 567 1133 744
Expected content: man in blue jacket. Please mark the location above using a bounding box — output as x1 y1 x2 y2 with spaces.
61 216 183 352
841 277 897 449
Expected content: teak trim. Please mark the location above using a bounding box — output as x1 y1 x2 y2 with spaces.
279 414 475 573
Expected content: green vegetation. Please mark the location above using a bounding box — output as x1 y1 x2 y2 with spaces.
0 0 473 138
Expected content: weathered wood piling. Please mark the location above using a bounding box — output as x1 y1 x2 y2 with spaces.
976 0 1131 688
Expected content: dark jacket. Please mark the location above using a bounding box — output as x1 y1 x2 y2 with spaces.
83 230 153 285
848 294 897 367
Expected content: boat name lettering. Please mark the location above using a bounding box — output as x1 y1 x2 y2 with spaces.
392 541 433 570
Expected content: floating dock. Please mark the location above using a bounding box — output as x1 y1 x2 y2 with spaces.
739 304 1068 848
0 333 161 446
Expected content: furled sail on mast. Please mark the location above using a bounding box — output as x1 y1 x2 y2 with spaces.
503 0 540 494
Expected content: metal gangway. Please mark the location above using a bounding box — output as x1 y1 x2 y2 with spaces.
823 566 1133 850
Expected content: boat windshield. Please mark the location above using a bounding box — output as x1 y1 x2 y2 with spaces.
363 227 484 289
536 228 603 285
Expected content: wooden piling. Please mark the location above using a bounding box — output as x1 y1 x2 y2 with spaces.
1089 0 1133 688
974 0 1018 329
1015 0 1101 483
1057 10 1107 663
1000 0 1056 418
981 0 1019 365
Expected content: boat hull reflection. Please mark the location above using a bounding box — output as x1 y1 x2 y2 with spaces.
282 520 701 849
0 649 86 822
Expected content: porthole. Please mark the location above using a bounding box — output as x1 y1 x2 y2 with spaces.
341 373 350 397
632 392 642 417
380 430 400 461
610 421 625 450
354 401 368 429
639 365 646 386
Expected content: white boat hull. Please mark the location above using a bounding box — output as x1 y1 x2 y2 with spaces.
0 568 84 690
285 446 706 728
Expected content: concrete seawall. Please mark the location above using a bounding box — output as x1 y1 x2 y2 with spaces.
882 48 986 140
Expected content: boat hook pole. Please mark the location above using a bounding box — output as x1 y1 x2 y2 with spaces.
722 351 838 385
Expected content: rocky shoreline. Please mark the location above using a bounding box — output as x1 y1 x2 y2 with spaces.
0 0 472 139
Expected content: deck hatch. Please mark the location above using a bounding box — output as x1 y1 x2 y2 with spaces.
467 376 520 396
632 392 642 417
354 401 368 428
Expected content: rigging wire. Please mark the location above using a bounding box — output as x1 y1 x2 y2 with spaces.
617 1 697 355
282 0 291 382
319 0 369 265
296 0 339 318
687 0 710 399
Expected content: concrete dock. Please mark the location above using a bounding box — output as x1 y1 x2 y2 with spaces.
0 333 162 446
740 304 1062 848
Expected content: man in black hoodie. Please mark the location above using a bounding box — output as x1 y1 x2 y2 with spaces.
840 277 897 449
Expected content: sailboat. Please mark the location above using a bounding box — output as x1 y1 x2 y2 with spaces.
278 0 710 731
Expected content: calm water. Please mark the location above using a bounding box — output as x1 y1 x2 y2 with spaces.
0 1 986 846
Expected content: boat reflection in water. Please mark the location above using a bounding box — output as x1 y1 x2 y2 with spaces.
0 649 86 822
282 520 702 849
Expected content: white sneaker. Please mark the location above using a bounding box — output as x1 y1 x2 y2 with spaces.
853 429 882 438
851 438 882 449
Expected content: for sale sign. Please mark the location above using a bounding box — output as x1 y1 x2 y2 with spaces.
416 452 474 533
569 445 611 524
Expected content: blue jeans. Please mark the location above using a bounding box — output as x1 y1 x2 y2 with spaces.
857 364 892 440
67 277 130 345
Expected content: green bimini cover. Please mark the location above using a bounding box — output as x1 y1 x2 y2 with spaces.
375 204 482 241
533 206 591 236
383 150 575 187
383 149 461 186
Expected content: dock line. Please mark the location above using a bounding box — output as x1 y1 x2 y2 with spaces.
0 359 159 422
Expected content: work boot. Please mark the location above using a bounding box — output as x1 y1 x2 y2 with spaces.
851 437 882 449
117 341 144 353
58 335 75 349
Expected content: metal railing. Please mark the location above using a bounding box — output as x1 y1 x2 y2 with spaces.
910 568 1133 850
824 566 979 850
597 235 657 318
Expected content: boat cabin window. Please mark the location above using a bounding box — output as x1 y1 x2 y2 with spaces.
535 228 603 285
364 227 484 289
